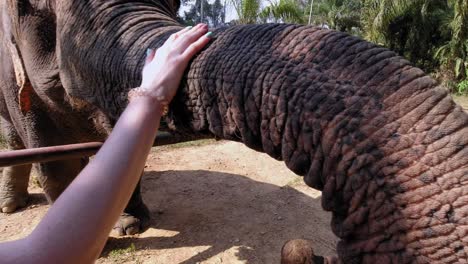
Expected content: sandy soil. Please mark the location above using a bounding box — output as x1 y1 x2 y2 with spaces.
0 140 338 263
453 94 468 110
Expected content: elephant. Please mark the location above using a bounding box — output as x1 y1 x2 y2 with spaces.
0 0 151 235
0 0 467 263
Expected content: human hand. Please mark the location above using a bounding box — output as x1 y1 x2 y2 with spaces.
135 23 212 107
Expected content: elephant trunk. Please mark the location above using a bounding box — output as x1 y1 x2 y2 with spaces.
170 24 468 262
57 1 181 121
57 4 467 261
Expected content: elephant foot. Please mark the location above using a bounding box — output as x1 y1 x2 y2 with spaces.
112 203 150 236
281 239 339 264
0 192 29 213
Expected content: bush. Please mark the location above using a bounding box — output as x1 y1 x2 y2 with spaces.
457 79 468 95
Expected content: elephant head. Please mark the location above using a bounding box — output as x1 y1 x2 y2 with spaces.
4 0 467 263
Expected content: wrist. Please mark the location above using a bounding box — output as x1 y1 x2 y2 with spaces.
127 87 169 116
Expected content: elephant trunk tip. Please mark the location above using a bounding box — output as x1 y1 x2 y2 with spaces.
281 239 338 264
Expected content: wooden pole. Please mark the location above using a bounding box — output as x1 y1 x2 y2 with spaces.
0 132 211 167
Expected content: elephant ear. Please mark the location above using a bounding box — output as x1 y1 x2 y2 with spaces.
5 0 33 114
171 0 181 14
156 0 181 18
18 80 34 114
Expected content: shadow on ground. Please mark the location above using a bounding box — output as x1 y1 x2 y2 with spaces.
10 193 48 214
27 193 48 207
101 170 337 263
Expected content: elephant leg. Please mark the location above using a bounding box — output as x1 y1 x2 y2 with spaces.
113 178 150 236
0 118 32 213
0 165 32 213
35 158 89 203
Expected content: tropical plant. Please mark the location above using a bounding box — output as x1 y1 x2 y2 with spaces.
230 0 363 29
309 0 362 32
435 0 468 81
436 41 468 79
260 0 305 23
457 79 468 94
362 0 452 69
230 0 261 23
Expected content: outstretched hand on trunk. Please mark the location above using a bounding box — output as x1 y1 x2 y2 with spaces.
131 23 212 109
0 24 212 264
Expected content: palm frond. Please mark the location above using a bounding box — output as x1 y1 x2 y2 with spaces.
260 0 305 23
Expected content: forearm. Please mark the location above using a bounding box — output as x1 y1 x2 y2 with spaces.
26 97 162 263
0 24 211 264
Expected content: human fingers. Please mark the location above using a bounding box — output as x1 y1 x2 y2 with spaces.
144 48 156 66
169 25 193 41
154 25 197 59
175 23 209 52
182 32 212 59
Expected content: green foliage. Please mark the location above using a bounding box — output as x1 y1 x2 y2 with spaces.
230 0 261 23
360 0 468 91
242 0 261 23
362 0 451 69
457 79 468 95
108 243 136 259
260 0 305 23
310 0 362 32
230 0 362 28
435 0 468 82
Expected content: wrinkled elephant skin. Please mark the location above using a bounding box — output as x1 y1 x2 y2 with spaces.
1 0 467 263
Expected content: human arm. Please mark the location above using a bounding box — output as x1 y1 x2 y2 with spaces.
0 24 211 264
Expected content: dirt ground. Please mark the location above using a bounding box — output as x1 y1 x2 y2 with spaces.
0 140 338 263
453 94 468 110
